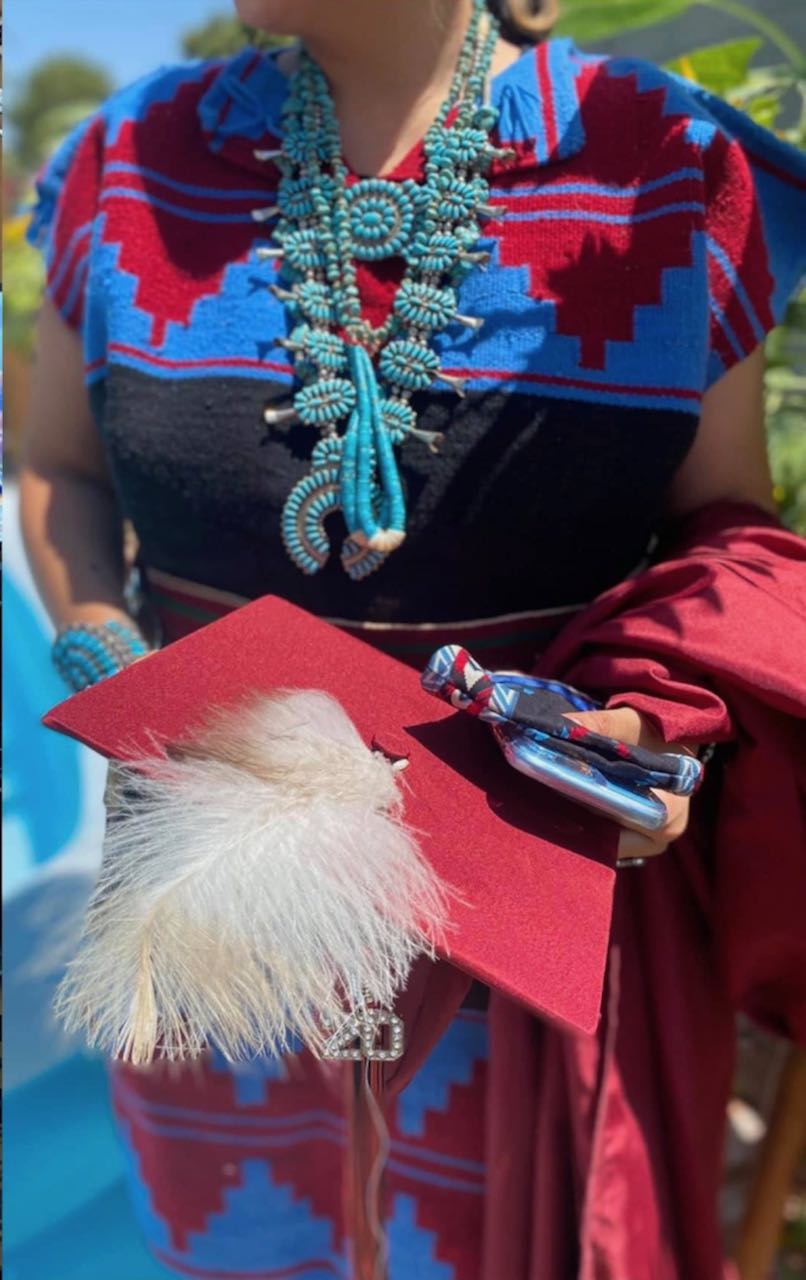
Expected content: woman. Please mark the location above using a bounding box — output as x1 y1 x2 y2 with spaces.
20 0 806 1276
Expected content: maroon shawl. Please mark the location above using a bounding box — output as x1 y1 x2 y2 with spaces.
396 502 806 1279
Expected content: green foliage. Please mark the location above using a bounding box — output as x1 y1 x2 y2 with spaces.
5 59 114 366
555 0 692 44
3 220 46 359
664 33 804 141
181 15 291 59
9 56 114 169
666 36 762 94
558 0 805 72
766 294 806 535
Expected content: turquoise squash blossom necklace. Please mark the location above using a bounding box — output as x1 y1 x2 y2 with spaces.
254 0 509 580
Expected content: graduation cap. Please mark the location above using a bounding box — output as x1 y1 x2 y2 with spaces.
44 595 617 1063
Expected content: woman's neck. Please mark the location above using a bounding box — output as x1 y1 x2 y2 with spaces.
280 0 520 177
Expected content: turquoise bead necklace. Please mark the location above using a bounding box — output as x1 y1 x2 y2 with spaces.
255 0 509 580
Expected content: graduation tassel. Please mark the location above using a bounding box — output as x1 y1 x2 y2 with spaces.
349 1058 391 1280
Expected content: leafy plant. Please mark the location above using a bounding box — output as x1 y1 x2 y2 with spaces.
8 56 114 170
181 16 291 59
3 214 46 358
664 33 804 143
667 35 761 96
556 0 695 43
765 294 806 535
556 0 805 73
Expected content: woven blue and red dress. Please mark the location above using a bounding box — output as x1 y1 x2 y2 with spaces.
31 36 806 1280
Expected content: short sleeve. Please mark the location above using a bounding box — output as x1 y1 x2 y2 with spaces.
26 111 105 332
694 88 806 387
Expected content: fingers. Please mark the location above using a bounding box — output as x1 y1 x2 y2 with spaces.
563 707 694 863
616 792 690 862
565 707 697 759
564 706 646 747
617 826 666 862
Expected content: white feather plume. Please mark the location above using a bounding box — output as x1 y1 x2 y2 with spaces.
54 690 450 1065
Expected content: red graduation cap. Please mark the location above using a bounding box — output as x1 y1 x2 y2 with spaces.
44 595 617 1036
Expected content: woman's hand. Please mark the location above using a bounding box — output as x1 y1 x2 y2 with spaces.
563 706 695 864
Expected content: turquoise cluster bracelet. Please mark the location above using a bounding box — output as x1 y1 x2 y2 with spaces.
52 620 150 692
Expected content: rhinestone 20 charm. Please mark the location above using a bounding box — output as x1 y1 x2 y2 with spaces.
321 1005 406 1062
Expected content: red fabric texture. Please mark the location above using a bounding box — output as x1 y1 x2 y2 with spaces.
703 138 776 375
41 113 105 330
479 501 806 1279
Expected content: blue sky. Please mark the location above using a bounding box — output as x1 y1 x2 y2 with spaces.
6 0 235 99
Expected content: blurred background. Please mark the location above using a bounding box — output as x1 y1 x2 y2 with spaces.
2 2 805 1278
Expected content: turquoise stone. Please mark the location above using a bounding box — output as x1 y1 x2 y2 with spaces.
346 179 415 261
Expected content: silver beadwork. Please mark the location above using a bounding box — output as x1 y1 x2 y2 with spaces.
408 426 446 452
264 405 300 426
459 249 491 268
437 372 468 396
454 312 484 331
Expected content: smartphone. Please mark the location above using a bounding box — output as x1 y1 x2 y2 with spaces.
421 647 670 833
492 721 668 832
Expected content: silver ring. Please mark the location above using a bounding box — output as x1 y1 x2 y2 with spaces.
619 857 647 869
